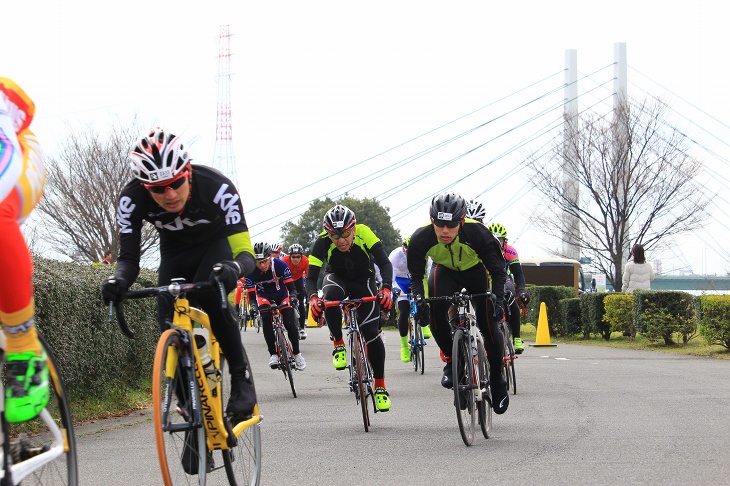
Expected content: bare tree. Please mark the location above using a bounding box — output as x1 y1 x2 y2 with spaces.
36 120 159 263
526 97 710 291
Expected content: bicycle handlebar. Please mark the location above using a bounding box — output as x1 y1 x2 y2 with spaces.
107 277 226 340
322 295 379 308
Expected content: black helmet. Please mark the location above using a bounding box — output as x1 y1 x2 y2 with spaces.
253 242 271 260
466 199 486 223
288 243 304 255
430 192 467 225
323 204 356 235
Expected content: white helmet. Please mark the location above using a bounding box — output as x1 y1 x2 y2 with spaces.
466 199 486 222
129 127 190 183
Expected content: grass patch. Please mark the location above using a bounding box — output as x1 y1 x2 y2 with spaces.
69 381 152 425
520 322 730 359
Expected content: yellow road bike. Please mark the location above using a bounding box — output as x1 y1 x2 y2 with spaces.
110 275 262 485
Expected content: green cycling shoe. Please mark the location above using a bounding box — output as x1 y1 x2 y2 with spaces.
332 344 347 370
514 337 525 354
421 324 432 339
5 350 50 423
374 387 391 412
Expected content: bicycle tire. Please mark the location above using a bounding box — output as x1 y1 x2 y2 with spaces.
501 323 516 394
221 347 262 486
452 329 476 446
1 331 79 485
152 329 206 486
352 332 370 432
408 321 418 373
415 324 425 375
254 315 262 333
276 328 296 398
506 334 517 395
476 338 492 439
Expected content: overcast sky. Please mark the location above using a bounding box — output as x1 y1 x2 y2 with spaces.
5 1 730 276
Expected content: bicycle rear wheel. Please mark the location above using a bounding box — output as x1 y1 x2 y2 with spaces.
452 329 476 446
352 333 370 432
276 329 296 398
476 338 492 439
220 347 262 486
1 331 78 485
152 329 206 485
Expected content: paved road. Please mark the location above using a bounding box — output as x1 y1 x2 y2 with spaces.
74 326 730 485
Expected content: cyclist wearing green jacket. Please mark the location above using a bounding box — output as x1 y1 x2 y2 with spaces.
407 192 510 414
306 204 394 412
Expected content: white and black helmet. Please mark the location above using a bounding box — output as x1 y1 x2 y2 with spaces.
466 199 486 222
129 127 190 183
323 204 356 235
253 242 272 260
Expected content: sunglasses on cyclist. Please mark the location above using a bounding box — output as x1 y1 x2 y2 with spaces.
256 258 270 264
432 218 461 228
290 254 302 259
328 230 353 240
144 170 189 194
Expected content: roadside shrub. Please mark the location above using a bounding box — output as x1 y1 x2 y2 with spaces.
603 293 635 338
697 295 730 350
635 291 696 345
524 285 575 336
580 292 609 339
558 298 582 336
33 258 159 398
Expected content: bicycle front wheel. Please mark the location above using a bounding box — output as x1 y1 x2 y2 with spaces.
152 329 206 486
221 346 262 486
452 329 476 446
1 331 79 485
415 324 425 375
276 330 296 398
351 333 370 432
476 338 492 439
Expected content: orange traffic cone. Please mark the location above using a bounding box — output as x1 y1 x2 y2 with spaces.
530 302 557 347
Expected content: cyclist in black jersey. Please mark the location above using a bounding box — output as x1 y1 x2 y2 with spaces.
407 192 510 414
101 127 257 419
305 204 394 412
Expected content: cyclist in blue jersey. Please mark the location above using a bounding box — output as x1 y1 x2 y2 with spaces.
389 238 432 362
245 242 305 371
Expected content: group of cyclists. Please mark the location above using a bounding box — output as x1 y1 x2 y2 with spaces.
2 75 531 440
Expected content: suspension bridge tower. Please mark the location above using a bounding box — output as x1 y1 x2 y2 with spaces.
213 25 237 185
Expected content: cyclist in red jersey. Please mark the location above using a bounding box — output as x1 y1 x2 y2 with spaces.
0 77 49 423
282 243 309 339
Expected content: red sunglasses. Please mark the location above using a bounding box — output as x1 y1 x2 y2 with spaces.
144 170 189 194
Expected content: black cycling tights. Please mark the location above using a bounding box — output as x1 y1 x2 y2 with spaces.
156 237 246 373
428 263 505 377
321 273 385 379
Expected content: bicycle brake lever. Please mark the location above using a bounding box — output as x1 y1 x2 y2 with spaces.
212 271 227 309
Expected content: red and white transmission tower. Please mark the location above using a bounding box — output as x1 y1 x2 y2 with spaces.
213 25 237 185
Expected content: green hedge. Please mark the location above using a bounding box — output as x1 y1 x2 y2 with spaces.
697 295 730 350
633 290 696 345
603 293 634 337
580 292 609 339
32 258 159 398
524 285 576 336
